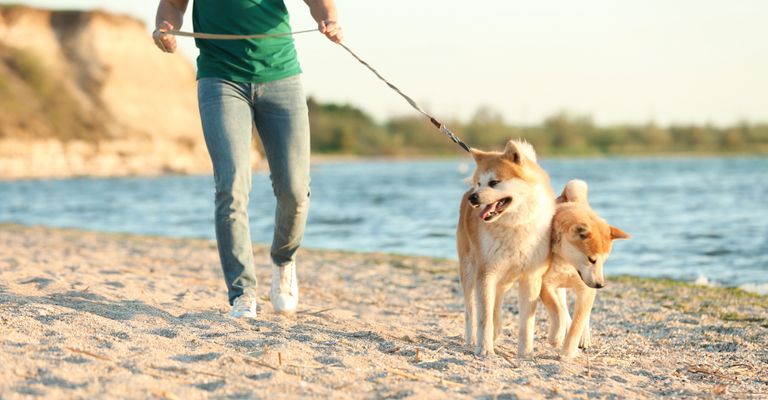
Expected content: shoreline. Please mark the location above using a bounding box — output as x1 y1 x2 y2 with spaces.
2 222 766 297
2 153 767 182
1 224 766 398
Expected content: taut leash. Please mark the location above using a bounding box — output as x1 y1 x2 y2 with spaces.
161 28 473 153
164 28 317 40
335 42 471 153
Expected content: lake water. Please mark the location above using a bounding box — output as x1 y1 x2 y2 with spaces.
1 157 766 293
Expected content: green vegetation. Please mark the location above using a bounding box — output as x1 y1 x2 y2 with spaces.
1 37 765 154
613 275 768 326
307 99 768 156
308 98 396 155
0 44 105 141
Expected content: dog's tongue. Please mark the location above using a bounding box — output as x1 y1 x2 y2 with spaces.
480 203 497 220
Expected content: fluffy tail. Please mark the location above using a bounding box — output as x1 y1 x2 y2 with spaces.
556 179 588 204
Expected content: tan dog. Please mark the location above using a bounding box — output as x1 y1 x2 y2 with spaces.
540 180 629 359
457 140 555 358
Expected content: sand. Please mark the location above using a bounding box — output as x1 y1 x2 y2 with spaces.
0 224 766 399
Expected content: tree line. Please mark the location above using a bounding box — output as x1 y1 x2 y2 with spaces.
306 98 768 156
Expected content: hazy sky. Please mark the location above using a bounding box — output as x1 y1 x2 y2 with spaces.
6 0 768 125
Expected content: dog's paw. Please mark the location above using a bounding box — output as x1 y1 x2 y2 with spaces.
559 348 580 360
578 331 591 350
548 335 564 349
517 353 535 361
548 325 565 348
474 345 495 357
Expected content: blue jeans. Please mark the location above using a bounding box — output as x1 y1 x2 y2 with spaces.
197 76 310 305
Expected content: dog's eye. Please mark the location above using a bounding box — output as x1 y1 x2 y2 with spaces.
588 257 597 264
489 180 500 188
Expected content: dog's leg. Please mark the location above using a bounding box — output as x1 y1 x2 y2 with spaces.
492 282 511 342
562 286 596 359
474 273 496 356
460 265 476 347
517 276 542 359
579 311 592 350
540 283 566 348
559 288 573 342
559 287 572 328
578 289 594 350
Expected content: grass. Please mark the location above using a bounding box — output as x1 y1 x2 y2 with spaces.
613 275 768 326
0 44 105 142
4 45 50 94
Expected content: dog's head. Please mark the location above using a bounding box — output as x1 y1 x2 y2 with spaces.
553 180 630 289
466 139 547 223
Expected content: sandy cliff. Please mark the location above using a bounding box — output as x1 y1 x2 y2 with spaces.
0 6 257 179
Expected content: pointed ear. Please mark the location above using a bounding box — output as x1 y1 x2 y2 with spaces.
470 148 488 163
610 226 630 240
571 223 591 240
503 140 522 164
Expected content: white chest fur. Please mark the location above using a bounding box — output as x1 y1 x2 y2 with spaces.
477 205 553 275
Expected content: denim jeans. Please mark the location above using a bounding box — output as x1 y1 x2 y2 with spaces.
197 76 310 305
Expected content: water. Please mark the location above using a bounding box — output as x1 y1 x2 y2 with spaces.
1 157 766 292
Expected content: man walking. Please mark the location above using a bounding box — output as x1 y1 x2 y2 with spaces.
153 0 342 317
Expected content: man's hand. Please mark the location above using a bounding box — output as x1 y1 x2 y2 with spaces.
319 20 343 43
153 21 177 53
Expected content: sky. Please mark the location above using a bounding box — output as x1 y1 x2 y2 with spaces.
5 0 768 126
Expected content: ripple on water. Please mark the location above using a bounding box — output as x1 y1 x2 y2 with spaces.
1 158 766 291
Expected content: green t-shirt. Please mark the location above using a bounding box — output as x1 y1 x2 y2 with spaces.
192 0 302 83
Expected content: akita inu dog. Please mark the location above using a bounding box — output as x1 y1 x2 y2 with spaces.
457 140 555 358
540 180 629 359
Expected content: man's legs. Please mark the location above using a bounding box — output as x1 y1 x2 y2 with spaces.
252 75 310 313
198 78 258 306
252 75 311 267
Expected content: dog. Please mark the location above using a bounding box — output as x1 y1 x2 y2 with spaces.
457 139 555 358
540 179 629 359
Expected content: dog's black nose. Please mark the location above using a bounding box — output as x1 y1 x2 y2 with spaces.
468 193 479 206
594 282 605 289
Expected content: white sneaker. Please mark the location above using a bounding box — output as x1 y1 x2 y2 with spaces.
229 294 257 318
271 261 298 313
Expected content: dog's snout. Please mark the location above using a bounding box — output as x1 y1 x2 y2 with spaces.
468 193 480 207
594 282 605 289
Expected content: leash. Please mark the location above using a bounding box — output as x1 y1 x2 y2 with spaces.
162 28 473 153
164 28 317 40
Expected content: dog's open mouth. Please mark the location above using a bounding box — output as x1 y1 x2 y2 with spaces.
480 197 512 221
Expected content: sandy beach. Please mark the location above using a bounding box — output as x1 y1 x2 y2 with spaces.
0 224 766 399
